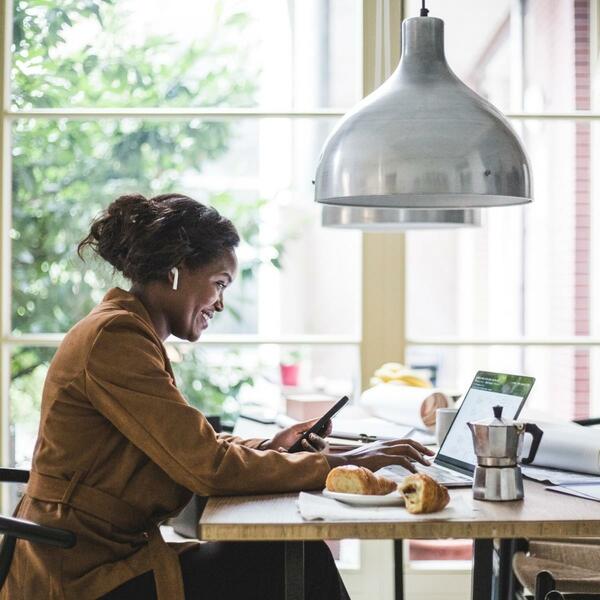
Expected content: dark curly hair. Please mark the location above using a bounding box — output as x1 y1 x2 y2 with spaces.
78 193 240 283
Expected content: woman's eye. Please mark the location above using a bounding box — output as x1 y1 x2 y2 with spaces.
216 281 226 290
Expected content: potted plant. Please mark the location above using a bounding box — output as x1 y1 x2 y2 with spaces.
279 349 303 387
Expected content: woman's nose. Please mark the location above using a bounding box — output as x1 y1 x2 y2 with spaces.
214 294 224 312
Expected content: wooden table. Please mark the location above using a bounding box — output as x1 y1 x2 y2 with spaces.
198 480 600 600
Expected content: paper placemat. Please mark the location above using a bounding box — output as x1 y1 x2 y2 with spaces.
297 491 474 522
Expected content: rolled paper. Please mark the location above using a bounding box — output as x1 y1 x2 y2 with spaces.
359 383 449 430
521 421 600 475
421 392 450 428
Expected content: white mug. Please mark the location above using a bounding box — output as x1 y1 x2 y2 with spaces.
435 407 458 446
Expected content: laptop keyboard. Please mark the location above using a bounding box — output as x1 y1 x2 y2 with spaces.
416 464 472 484
382 463 473 486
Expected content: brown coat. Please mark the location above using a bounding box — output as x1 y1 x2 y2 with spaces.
2 288 330 600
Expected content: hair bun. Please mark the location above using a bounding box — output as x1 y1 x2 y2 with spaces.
78 194 156 273
78 193 240 283
108 194 154 224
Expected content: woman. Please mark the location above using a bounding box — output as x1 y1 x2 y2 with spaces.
3 193 433 600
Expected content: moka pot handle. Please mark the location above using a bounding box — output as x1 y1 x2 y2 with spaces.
521 423 544 465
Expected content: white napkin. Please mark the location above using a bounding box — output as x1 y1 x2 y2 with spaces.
297 491 472 522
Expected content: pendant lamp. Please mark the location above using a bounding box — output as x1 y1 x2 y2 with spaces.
322 205 481 230
315 3 532 210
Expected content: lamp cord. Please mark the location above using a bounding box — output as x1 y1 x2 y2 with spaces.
420 0 429 16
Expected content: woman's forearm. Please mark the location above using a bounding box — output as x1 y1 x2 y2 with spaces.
323 453 349 468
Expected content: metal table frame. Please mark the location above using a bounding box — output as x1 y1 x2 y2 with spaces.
282 537 515 600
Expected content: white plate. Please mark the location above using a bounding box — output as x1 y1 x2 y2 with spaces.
322 489 405 507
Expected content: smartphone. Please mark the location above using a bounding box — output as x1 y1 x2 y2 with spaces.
288 396 350 453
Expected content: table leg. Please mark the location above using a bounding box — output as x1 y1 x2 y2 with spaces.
394 540 404 600
472 539 493 600
284 541 305 600
507 539 528 599
495 538 520 600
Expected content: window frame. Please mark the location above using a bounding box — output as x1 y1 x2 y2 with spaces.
2 0 600 584
0 0 364 473
400 0 600 420
365 1 600 406
3 0 600 467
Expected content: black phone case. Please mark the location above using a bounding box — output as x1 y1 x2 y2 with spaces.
287 396 349 453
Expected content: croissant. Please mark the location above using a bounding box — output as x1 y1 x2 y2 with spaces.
399 473 450 514
325 465 397 495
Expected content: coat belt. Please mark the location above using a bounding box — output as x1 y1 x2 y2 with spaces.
26 470 185 600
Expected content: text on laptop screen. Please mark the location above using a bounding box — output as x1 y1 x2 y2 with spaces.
438 371 535 471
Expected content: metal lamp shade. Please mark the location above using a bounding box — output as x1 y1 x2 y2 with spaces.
315 17 532 209
321 205 481 230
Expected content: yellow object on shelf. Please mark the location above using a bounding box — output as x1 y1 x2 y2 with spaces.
370 362 432 388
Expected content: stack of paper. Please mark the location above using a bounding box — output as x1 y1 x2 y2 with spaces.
522 464 600 485
330 405 436 445
546 482 600 502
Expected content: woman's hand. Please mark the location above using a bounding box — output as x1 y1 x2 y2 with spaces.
324 438 435 472
261 418 333 453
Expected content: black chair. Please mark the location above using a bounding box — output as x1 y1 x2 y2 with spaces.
0 468 76 591
525 563 600 599
512 418 600 600
546 592 600 600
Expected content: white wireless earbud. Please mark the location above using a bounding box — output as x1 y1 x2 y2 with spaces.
171 267 179 291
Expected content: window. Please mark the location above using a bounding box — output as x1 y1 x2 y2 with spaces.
405 0 600 421
2 0 363 468
403 0 598 569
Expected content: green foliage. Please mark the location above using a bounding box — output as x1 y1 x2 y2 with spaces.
169 346 258 423
10 347 54 426
10 0 279 433
12 0 259 110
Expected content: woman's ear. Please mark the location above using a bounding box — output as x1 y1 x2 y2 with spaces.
170 267 179 291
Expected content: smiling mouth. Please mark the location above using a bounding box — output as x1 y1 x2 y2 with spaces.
198 310 213 329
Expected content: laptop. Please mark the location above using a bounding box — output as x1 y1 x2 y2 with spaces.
381 370 536 488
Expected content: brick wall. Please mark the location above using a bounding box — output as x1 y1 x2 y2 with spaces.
573 0 591 419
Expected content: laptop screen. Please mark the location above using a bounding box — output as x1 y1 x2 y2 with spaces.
436 371 536 474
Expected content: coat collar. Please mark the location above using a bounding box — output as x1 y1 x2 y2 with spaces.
101 287 157 333
101 288 177 380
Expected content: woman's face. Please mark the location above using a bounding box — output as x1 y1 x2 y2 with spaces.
169 249 238 342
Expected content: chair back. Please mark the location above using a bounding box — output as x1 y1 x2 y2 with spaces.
0 468 76 591
530 540 600 574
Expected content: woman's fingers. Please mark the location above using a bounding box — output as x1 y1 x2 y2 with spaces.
301 438 316 452
296 418 332 437
344 439 434 472
301 438 319 453
372 440 432 464
376 455 416 473
384 444 431 465
382 438 435 455
352 453 418 473
309 433 329 452
296 417 319 432
409 439 436 456
395 457 417 473
301 434 329 453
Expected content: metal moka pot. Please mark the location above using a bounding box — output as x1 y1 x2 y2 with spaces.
468 405 543 501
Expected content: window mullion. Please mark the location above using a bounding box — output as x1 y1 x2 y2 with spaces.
407 337 600 347
3 334 361 347
1 0 13 489
7 109 600 121
3 108 347 120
